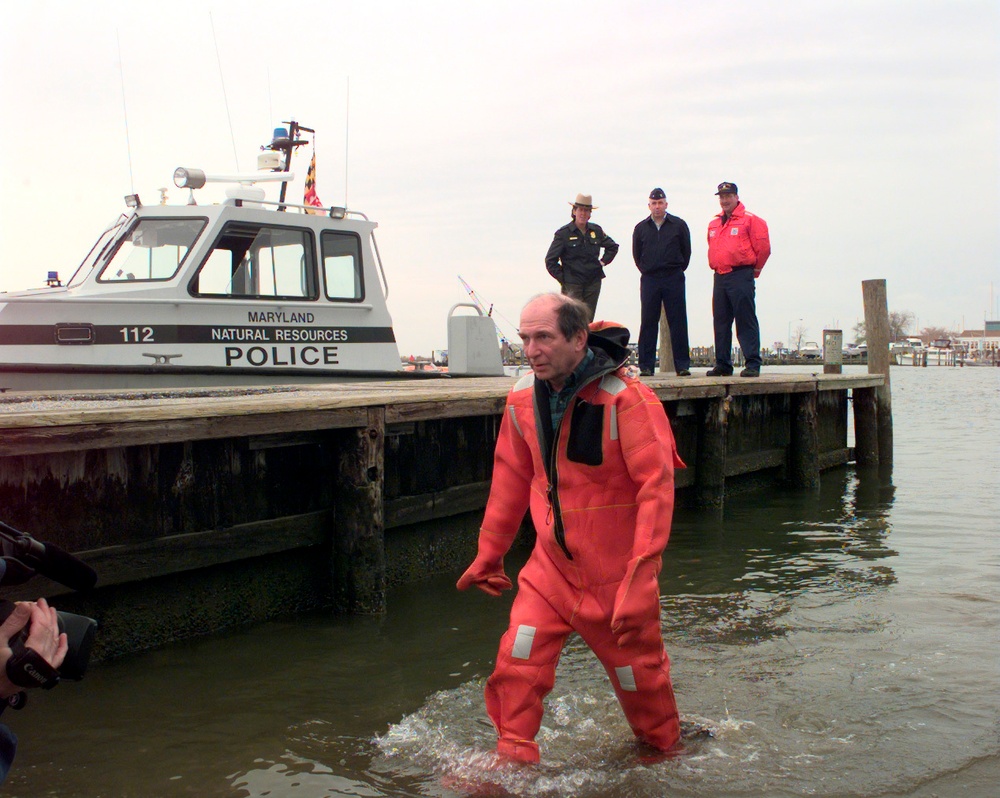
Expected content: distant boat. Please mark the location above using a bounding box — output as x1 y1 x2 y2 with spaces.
894 340 964 366
797 341 822 359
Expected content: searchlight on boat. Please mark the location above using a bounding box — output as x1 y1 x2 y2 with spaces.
173 167 206 190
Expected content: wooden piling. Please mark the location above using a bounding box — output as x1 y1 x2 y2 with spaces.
862 279 893 468
332 406 387 613
823 329 843 375
852 388 879 466
694 395 729 506
789 391 820 488
657 308 675 374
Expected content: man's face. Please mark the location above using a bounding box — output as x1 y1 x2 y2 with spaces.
572 205 592 227
718 192 739 214
648 197 667 221
519 297 587 389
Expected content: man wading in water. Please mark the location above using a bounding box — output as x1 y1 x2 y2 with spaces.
458 292 684 762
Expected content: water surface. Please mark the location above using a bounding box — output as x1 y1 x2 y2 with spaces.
5 365 998 797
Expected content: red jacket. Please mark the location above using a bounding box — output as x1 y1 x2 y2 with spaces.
707 202 771 277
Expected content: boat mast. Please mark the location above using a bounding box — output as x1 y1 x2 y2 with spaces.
266 120 313 209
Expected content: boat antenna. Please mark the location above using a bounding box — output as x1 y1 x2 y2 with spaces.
115 30 135 195
267 65 274 138
345 76 350 206
210 11 240 171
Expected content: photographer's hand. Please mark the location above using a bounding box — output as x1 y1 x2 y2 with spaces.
0 599 67 699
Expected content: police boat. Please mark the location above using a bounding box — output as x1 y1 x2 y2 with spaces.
0 124 502 391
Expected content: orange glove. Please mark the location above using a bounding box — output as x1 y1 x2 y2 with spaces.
610 556 661 647
456 557 512 596
456 530 514 596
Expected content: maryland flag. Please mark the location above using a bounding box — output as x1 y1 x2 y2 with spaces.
304 149 323 213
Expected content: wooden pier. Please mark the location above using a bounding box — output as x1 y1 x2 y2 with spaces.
0 371 884 659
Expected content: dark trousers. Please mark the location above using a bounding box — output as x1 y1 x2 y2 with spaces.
561 279 601 322
638 271 690 371
712 269 761 370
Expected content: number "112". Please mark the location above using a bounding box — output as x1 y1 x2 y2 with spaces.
119 326 154 342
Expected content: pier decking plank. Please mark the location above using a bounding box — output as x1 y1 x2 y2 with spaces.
0 372 882 453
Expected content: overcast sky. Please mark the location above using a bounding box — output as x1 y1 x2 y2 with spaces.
1 1 996 354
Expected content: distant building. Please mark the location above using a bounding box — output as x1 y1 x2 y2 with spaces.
953 321 1000 360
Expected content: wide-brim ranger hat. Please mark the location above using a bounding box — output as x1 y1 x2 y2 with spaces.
715 182 738 195
570 193 597 209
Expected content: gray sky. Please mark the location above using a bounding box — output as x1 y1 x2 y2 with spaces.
2 0 997 354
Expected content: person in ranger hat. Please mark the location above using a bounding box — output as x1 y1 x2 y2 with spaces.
544 193 619 321
705 182 771 378
632 187 692 377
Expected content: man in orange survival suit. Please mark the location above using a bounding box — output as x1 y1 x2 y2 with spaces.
457 292 684 763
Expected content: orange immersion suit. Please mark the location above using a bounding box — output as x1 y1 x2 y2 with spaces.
457 323 684 763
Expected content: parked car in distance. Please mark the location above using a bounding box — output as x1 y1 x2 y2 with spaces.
798 341 822 358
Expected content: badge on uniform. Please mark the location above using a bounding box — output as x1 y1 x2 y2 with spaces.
590 231 597 239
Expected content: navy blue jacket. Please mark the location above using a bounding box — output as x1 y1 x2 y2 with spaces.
632 213 691 275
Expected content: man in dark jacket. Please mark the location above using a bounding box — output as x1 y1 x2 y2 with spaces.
632 188 692 376
544 193 619 321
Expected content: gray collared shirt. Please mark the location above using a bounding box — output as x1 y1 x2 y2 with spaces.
548 349 595 430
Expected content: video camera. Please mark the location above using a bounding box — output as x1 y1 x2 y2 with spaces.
0 520 98 689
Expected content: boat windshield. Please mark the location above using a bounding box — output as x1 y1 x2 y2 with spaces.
96 218 206 283
67 215 129 288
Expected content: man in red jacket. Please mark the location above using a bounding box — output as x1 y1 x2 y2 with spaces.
457 292 683 763
706 182 771 378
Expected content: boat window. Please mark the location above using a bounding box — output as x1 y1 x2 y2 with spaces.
96 218 206 283
68 214 129 287
321 231 364 301
191 223 317 300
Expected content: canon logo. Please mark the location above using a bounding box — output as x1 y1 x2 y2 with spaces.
23 663 48 684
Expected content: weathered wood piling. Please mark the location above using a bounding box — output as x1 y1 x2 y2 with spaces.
862 279 894 469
